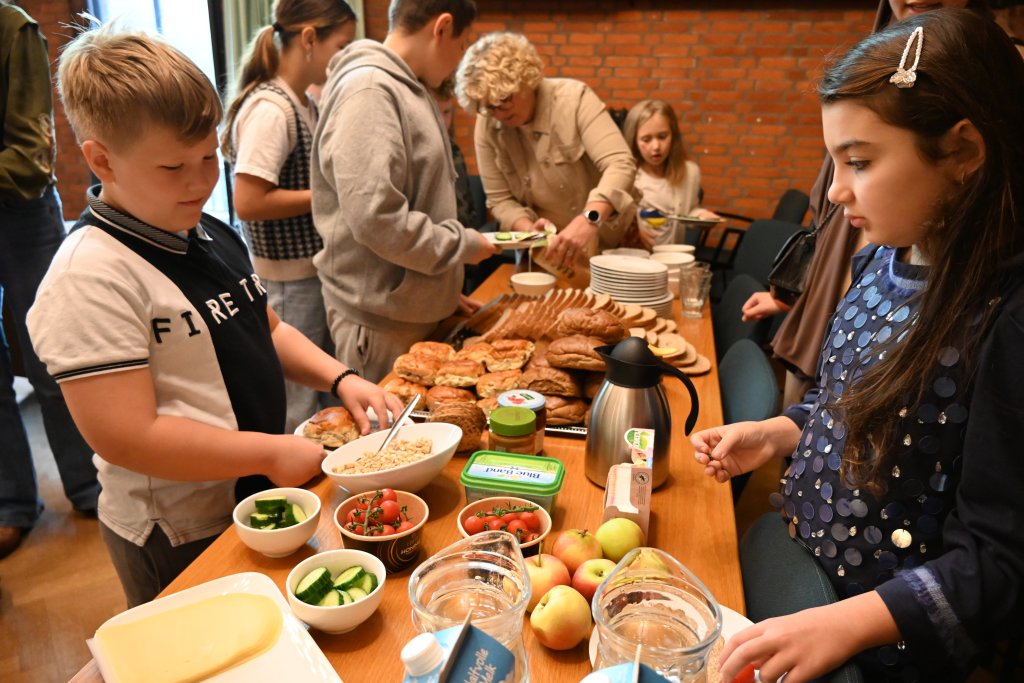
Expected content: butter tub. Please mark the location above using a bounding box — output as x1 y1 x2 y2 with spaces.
459 451 565 512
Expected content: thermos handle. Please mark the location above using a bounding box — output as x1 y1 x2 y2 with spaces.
660 362 700 435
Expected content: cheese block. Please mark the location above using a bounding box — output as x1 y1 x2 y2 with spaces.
95 593 283 683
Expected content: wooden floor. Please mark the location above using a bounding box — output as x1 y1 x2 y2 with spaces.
0 381 1010 682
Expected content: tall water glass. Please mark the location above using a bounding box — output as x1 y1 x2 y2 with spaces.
679 268 713 319
593 548 722 682
408 530 531 682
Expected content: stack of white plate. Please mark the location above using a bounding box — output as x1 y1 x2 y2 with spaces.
589 255 674 318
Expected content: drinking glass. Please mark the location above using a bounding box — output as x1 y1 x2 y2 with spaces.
679 268 713 319
408 530 531 682
593 548 722 682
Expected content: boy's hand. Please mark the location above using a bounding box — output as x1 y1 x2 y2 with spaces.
468 231 501 264
742 292 787 321
267 435 327 487
336 375 406 434
690 417 801 483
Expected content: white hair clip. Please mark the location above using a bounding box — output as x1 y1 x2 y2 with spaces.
890 26 924 89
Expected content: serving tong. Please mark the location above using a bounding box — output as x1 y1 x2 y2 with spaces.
374 394 420 454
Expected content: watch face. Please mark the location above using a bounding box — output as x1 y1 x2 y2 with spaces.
585 210 601 224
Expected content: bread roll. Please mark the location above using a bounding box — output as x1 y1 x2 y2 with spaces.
434 359 485 388
302 406 359 448
409 341 455 361
427 402 486 452
581 371 605 400
555 307 626 343
544 395 587 426
393 352 442 386
381 377 428 406
476 396 500 418
425 385 476 412
546 335 607 372
476 369 522 398
454 341 493 363
521 365 582 398
484 338 535 372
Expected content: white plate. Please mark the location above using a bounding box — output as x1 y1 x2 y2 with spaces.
88 572 341 683
590 254 670 275
670 215 727 226
588 604 753 668
484 231 550 250
294 408 412 446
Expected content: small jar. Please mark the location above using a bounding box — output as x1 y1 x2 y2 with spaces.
497 390 547 454
488 406 538 456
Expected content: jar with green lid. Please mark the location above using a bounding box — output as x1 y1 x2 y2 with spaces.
497 389 546 454
488 406 538 456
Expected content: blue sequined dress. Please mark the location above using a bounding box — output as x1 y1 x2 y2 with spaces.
773 245 1024 681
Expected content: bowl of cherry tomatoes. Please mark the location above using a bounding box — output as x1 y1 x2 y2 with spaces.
334 488 428 573
456 496 551 557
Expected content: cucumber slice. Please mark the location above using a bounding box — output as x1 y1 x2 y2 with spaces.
338 590 354 605
294 566 333 604
249 512 275 528
290 503 307 522
281 503 306 527
494 232 512 241
254 496 288 513
316 589 342 607
347 586 368 602
355 571 378 595
332 565 365 589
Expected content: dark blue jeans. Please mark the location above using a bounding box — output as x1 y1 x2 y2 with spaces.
0 185 99 527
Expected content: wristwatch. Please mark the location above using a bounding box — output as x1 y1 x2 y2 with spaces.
583 209 603 227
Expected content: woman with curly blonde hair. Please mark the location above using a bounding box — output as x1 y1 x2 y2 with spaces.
456 32 637 272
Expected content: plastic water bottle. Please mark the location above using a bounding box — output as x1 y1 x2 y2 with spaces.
401 632 447 683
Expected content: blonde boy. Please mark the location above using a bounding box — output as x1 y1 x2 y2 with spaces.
26 27 402 607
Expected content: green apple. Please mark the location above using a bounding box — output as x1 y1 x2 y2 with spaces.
529 585 592 650
595 517 646 562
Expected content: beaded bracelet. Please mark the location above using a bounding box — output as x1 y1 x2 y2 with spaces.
330 368 359 398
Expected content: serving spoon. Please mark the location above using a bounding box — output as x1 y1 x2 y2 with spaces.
374 394 421 454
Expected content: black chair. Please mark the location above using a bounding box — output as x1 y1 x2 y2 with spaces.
706 219 804 302
697 188 810 270
712 273 774 360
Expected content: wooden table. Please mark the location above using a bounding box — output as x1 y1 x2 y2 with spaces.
72 264 743 683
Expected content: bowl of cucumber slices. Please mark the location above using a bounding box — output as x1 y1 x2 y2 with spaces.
232 487 321 558
286 549 386 633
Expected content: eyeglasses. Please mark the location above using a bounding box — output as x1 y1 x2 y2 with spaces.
480 94 514 115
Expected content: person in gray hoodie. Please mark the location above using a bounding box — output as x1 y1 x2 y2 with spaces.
311 0 497 383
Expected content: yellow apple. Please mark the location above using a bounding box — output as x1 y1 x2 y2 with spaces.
529 585 592 650
595 518 646 562
524 553 571 612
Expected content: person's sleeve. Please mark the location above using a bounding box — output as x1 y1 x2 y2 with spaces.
874 305 1024 673
317 86 475 275
232 99 293 185
0 17 55 199
782 386 819 429
27 263 151 383
474 116 534 230
577 86 637 220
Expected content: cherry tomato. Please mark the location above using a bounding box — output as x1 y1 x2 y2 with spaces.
356 492 378 511
499 511 520 523
480 515 504 531
518 511 541 531
377 500 401 524
524 532 539 543
463 515 486 535
729 664 757 683
345 523 364 535
379 488 398 503
506 519 529 540
371 524 395 537
395 520 415 533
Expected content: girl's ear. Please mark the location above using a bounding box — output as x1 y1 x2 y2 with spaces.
81 140 115 183
945 119 986 183
300 25 316 53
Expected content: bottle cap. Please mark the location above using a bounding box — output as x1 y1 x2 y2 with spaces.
489 406 537 436
496 389 545 412
401 632 444 676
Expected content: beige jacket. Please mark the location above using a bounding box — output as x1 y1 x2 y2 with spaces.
474 78 638 249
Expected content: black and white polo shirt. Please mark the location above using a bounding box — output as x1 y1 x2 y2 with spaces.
27 187 285 547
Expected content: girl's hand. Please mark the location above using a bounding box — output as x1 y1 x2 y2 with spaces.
266 435 327 487
336 375 406 435
690 417 800 483
741 292 787 321
691 208 720 220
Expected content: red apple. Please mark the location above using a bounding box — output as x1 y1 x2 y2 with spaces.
595 517 646 562
524 553 571 612
551 528 603 575
529 585 592 650
571 558 616 603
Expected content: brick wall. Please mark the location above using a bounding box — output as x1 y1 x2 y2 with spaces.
19 0 88 219
23 0 1024 222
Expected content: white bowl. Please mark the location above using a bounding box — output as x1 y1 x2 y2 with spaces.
232 487 321 558
602 248 650 258
286 549 386 633
510 271 556 296
321 422 461 493
652 244 696 254
650 252 696 270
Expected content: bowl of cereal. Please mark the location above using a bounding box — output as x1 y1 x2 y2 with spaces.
321 422 462 494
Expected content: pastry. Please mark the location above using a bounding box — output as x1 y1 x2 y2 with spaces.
409 341 455 361
544 395 587 426
425 385 476 412
555 307 626 343
476 396 500 418
476 369 522 398
302 406 359 448
454 341 493 363
484 338 535 372
520 365 582 397
380 377 428 406
434 359 485 388
427 401 487 452
393 352 442 386
546 335 606 372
